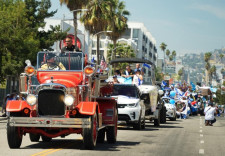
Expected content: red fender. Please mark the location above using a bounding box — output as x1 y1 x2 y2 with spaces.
76 102 97 115
6 100 31 112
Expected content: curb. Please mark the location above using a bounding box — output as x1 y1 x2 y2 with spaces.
0 117 7 121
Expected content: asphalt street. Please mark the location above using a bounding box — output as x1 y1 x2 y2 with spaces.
0 116 225 156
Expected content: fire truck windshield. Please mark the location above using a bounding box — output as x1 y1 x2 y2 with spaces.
37 52 84 71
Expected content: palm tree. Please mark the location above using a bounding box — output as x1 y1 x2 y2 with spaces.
166 49 170 59
209 65 216 85
160 42 167 73
204 52 212 86
172 50 176 61
169 55 173 61
219 53 224 63
108 0 130 60
204 52 212 62
60 0 89 47
80 0 114 64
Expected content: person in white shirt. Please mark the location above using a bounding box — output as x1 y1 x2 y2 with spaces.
132 70 143 86
204 103 216 126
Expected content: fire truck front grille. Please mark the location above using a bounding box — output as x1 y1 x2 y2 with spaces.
38 90 65 116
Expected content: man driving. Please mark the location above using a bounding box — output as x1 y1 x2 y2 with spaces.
40 53 66 70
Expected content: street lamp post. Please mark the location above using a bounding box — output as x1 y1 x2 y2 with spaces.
71 9 88 48
61 9 88 52
93 31 112 64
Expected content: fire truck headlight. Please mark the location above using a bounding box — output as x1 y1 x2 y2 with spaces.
26 94 37 106
84 66 95 77
64 95 74 106
25 66 36 76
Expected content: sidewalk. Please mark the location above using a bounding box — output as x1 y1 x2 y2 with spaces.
0 112 7 121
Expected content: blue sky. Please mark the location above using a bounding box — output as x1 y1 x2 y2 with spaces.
50 0 225 57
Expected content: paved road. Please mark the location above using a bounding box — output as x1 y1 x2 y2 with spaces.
0 116 225 156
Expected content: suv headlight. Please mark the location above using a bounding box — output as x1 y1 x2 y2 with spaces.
127 103 138 107
26 94 37 106
64 95 74 106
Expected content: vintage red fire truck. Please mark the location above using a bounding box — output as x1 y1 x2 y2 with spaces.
6 51 117 149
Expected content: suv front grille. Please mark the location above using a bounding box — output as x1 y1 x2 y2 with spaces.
38 90 65 116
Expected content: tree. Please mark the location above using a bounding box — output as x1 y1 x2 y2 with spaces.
107 0 130 60
80 0 115 64
0 0 67 84
209 65 216 85
160 42 167 73
155 67 163 81
219 53 224 63
166 49 170 59
169 55 173 61
172 50 176 61
204 52 212 86
60 0 89 47
107 43 135 70
204 52 212 62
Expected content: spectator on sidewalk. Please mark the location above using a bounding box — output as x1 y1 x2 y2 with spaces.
204 102 216 126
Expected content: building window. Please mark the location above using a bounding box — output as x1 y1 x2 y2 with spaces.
122 28 131 39
133 29 139 38
92 41 97 48
92 50 96 55
100 41 104 48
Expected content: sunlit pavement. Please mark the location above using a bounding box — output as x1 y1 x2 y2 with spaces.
0 116 225 156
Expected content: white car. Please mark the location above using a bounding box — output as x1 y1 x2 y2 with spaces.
162 97 177 121
112 84 145 130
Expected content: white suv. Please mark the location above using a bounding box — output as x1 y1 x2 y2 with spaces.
112 84 145 130
162 97 177 121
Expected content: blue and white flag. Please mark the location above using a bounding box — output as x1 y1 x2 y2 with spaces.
143 63 151 69
161 81 167 89
91 57 95 67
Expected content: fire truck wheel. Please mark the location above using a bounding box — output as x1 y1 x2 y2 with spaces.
41 135 52 142
106 109 117 144
29 133 40 142
97 128 105 143
7 123 22 148
83 112 98 150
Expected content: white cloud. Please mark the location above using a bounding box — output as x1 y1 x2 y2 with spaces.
192 4 225 20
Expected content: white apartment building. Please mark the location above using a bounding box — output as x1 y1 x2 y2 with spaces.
90 22 158 82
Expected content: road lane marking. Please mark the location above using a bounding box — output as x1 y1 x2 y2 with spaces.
200 126 202 129
31 137 83 156
31 149 55 156
200 140 204 144
200 130 202 133
200 134 203 137
200 117 201 119
39 148 63 156
199 149 204 154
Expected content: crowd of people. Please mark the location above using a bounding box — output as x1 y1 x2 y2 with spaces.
160 81 219 126
111 64 144 85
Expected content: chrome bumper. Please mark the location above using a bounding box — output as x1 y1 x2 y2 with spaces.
9 117 91 128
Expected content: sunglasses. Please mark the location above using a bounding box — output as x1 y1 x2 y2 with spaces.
65 40 71 43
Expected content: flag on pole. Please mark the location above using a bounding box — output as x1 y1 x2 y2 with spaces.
91 56 95 67
143 63 151 69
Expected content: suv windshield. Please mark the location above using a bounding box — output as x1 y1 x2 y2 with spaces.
37 52 84 71
112 85 139 98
